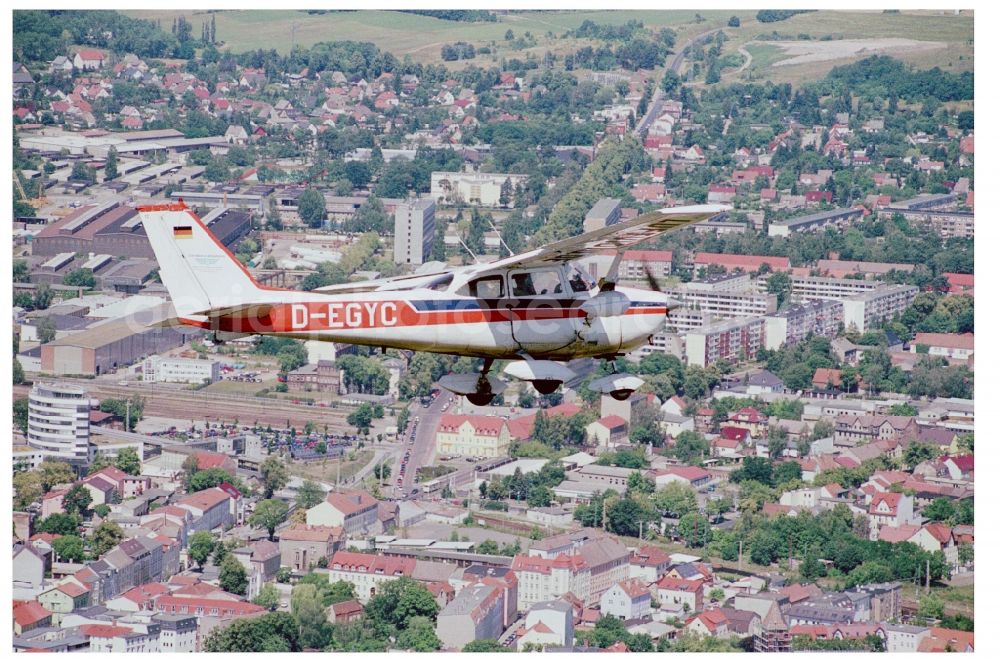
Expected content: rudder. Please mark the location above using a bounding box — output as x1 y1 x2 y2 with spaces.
137 203 265 318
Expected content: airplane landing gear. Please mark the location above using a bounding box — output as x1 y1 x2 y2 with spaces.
531 379 562 395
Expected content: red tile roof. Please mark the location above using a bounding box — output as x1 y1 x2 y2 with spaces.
913 332 974 350
81 624 133 638
869 491 904 514
13 601 52 627
280 525 343 542
322 490 378 517
329 552 416 576
438 414 507 437
693 252 790 271
656 576 703 592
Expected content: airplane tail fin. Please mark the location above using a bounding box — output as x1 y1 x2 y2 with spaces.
137 203 268 319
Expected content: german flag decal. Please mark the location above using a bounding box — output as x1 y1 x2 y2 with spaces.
173 226 193 239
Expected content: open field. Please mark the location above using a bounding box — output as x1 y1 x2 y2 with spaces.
288 449 374 485
124 9 753 63
125 9 972 79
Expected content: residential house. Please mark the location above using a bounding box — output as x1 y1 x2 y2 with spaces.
278 525 343 572
867 492 918 540
585 415 629 449
306 490 379 534
37 580 91 620
13 601 53 635
435 582 507 650
518 599 574 650
172 487 237 532
435 415 511 458
655 577 703 614
654 465 714 490
328 599 364 625
326 552 417 603
600 578 651 621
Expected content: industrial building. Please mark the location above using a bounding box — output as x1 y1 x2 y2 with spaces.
32 204 251 259
40 304 201 376
143 355 220 384
393 198 437 265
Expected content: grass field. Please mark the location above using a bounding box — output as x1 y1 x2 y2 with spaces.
123 9 972 89
288 449 374 485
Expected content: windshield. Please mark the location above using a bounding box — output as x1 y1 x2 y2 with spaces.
567 263 596 293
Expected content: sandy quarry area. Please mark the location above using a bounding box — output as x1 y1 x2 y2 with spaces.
766 38 947 67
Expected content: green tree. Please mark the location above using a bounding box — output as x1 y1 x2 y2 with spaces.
396 615 441 651
250 499 288 539
91 521 125 557
653 481 697 517
364 577 438 630
260 456 290 499
36 512 80 535
219 553 249 596
63 268 96 288
296 479 325 510
204 612 301 652
463 639 512 652
188 530 217 569
33 284 53 310
297 188 327 228
678 512 712 547
253 583 281 610
607 497 655 537
52 535 87 562
291 583 332 649
13 397 29 433
36 317 56 344
728 15 741 27
62 484 93 516
105 146 118 181
904 441 938 469
114 447 142 475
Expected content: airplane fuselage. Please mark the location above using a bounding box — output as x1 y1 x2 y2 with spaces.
180 286 669 361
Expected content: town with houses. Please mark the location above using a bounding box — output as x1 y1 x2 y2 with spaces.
10 8 975 654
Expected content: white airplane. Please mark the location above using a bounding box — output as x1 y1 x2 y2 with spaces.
138 201 728 405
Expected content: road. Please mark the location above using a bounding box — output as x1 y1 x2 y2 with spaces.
397 390 450 495
633 28 721 137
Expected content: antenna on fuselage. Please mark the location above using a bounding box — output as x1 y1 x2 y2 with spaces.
457 236 480 264
486 217 513 257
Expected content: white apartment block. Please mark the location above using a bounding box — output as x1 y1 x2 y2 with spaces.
764 299 844 351
766 274 882 302
142 356 219 384
392 198 436 265
664 286 777 323
27 383 95 465
685 316 766 368
430 171 526 207
842 284 918 333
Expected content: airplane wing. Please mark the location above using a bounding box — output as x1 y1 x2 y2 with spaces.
311 270 452 294
484 204 730 271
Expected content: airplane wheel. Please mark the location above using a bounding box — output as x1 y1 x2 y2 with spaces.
531 380 562 395
467 392 495 406
609 389 634 401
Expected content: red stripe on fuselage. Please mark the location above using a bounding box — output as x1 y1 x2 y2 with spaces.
204 301 666 334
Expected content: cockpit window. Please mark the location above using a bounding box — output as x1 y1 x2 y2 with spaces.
470 275 504 299
566 264 595 293
510 270 563 297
